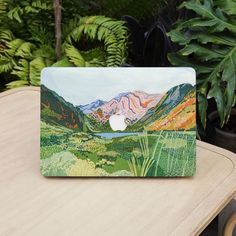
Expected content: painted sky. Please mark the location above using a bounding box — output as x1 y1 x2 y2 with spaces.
41 67 196 105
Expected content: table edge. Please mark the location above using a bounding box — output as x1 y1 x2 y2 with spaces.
1 86 236 236
0 86 40 99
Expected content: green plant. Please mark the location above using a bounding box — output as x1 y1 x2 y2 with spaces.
128 133 155 176
0 0 128 90
128 131 195 176
63 16 127 67
168 0 236 127
0 0 53 89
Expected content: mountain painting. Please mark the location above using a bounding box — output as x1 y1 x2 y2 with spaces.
40 68 196 177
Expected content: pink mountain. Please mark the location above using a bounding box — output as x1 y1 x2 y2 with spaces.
88 91 163 124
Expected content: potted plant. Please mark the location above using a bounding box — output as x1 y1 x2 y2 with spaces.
167 0 236 152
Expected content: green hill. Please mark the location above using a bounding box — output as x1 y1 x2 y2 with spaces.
41 85 86 131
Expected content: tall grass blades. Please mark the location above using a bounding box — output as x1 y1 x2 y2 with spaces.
128 132 155 176
134 131 196 177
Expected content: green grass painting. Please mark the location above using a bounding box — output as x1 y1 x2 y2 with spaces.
40 121 195 177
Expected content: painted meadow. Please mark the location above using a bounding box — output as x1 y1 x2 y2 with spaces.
41 121 195 177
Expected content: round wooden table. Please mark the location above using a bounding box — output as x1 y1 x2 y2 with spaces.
0 87 236 236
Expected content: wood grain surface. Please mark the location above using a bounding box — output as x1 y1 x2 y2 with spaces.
0 87 236 236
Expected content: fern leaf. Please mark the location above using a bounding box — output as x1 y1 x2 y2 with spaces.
65 16 127 66
52 58 74 67
64 44 85 66
80 48 106 66
9 57 50 88
0 0 8 17
5 39 25 57
15 42 35 59
0 29 14 43
6 80 29 88
0 55 14 73
7 6 23 23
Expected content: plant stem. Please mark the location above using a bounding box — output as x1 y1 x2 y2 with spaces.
54 0 62 60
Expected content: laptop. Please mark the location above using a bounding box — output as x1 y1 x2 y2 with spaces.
40 67 196 177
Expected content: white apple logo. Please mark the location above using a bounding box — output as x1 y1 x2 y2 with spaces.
109 114 127 131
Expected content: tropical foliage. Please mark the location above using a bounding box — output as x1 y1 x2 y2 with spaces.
1 0 235 132
168 0 236 127
0 0 128 89
0 0 168 90
63 16 127 67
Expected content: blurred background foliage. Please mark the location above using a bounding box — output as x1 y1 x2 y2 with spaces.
0 0 236 128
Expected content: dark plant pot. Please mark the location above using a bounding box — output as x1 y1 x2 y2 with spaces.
208 109 236 153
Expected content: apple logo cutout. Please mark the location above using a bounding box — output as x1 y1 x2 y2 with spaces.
109 114 127 131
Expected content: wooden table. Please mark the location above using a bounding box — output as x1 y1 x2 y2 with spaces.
0 87 236 236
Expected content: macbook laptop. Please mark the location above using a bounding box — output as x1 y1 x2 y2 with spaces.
40 67 196 177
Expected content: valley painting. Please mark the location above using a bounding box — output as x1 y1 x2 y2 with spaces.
40 68 196 177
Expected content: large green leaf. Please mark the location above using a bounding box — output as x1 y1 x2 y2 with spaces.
197 93 208 127
179 0 236 33
168 0 236 127
214 0 236 16
222 56 236 122
168 53 212 75
169 29 236 46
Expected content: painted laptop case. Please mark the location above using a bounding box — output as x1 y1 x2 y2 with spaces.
40 68 196 177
